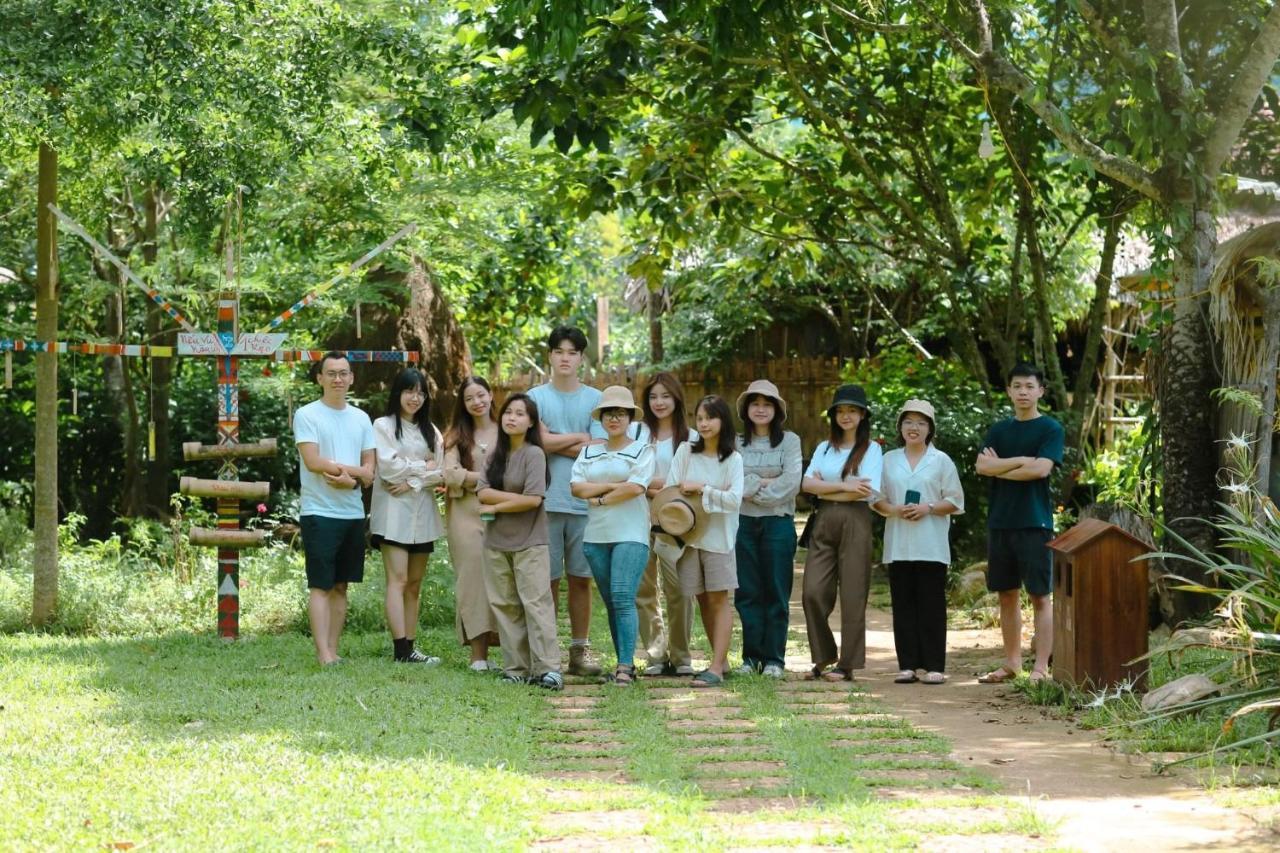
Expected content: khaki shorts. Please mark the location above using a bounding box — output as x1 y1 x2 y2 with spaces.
677 547 738 595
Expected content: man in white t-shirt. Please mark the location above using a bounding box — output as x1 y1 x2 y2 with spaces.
527 326 606 677
294 352 376 665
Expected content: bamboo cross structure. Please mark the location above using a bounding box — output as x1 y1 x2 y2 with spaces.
28 204 419 638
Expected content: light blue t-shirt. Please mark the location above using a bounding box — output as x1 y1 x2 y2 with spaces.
294 398 376 519
527 383 605 514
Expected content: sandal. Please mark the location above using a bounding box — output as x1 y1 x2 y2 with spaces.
609 665 635 687
1028 668 1050 683
978 665 1022 684
805 663 833 681
894 670 919 684
691 669 724 688
821 668 853 682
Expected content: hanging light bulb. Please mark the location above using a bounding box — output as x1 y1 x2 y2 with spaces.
979 121 996 159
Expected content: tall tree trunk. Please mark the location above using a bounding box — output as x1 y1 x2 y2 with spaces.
1163 202 1221 624
143 187 175 517
1254 294 1280 495
1067 195 1130 448
649 287 663 364
32 143 58 627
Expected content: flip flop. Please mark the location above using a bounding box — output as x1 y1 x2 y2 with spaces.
978 665 1022 684
691 669 724 688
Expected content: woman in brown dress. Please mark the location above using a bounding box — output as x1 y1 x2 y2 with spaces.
443 376 501 670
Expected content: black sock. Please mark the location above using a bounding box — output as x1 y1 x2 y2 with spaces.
393 637 408 660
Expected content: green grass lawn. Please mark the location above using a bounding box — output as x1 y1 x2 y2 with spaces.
0 547 1054 850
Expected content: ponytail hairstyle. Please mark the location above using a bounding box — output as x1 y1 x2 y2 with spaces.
690 395 737 462
827 406 872 479
641 371 690 446
445 376 495 470
485 392 550 490
384 368 435 450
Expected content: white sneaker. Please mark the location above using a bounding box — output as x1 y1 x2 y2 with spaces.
469 660 492 672
762 664 785 679
674 664 695 676
922 671 947 685
732 663 756 676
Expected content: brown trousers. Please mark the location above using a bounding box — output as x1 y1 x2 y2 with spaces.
635 538 694 668
801 501 873 671
483 545 560 678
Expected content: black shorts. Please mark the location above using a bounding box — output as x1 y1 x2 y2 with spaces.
369 535 435 555
986 528 1053 596
301 515 367 590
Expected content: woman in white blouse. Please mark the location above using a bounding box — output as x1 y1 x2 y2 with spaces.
370 368 445 664
570 386 656 686
665 395 744 688
801 384 883 682
873 400 963 685
637 372 694 677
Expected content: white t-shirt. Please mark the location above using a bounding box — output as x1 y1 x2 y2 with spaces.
294 398 375 519
570 440 656 544
880 445 965 565
665 442 744 554
804 439 884 500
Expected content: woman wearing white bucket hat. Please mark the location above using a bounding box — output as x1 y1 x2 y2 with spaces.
873 399 964 685
733 379 803 679
569 385 656 686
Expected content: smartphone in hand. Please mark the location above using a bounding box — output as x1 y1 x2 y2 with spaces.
904 489 921 505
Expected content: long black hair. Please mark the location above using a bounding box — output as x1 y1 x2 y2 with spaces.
690 395 737 462
827 405 872 479
445 376 495 471
384 368 435 451
739 392 784 448
485 392 550 490
642 371 690 446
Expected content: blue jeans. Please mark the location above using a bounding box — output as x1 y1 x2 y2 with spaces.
734 514 797 669
582 541 651 666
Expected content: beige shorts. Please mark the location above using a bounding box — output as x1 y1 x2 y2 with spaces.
677 547 738 595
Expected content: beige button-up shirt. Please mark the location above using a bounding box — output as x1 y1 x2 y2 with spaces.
370 415 446 545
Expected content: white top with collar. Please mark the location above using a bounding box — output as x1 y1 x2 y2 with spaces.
879 444 965 565
571 439 657 544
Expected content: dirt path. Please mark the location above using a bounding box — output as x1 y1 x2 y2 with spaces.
854 603 1278 850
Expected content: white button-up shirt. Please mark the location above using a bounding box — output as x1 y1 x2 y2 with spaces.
370 416 446 545
879 445 965 565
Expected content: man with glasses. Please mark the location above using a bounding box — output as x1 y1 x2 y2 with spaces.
295 351 376 665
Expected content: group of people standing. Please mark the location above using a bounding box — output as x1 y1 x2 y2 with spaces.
294 326 1064 690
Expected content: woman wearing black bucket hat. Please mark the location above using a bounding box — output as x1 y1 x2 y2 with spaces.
800 384 883 682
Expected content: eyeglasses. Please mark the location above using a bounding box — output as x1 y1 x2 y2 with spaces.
601 409 629 420
901 419 930 428
403 389 425 398
322 370 352 380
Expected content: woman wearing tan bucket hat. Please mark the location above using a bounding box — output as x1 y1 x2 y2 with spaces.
801 384 883 682
873 399 964 685
569 386 656 686
733 379 803 679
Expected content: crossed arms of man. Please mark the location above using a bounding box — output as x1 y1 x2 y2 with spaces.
975 448 1053 481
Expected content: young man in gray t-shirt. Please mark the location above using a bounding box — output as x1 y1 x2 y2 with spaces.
527 326 606 676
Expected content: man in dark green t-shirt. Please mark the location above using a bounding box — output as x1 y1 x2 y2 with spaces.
974 362 1064 684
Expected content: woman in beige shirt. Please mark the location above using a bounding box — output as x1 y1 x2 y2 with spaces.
371 368 445 664
443 376 501 671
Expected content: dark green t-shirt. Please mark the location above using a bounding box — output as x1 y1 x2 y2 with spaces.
982 415 1064 531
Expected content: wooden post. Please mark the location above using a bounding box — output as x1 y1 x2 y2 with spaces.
32 143 58 627
216 290 241 638
596 294 610 364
